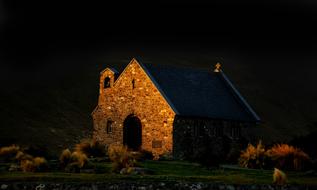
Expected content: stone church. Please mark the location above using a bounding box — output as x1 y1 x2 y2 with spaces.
92 58 260 158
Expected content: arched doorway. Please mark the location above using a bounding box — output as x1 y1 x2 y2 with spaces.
123 115 142 151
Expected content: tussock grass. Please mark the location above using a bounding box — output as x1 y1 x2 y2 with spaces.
108 145 137 173
239 141 267 169
267 144 310 171
74 139 106 158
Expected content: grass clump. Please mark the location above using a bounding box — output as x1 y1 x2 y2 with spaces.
273 168 287 185
0 144 48 172
20 156 48 172
267 144 311 171
239 141 311 171
0 145 20 162
74 139 106 158
59 148 72 168
108 145 137 173
239 140 267 169
59 149 88 173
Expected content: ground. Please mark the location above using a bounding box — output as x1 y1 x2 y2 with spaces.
0 161 317 185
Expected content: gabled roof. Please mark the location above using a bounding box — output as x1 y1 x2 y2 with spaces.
106 58 260 122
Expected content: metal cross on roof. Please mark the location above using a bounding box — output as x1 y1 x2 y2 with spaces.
214 62 221 72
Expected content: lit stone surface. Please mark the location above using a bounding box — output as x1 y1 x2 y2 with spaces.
92 59 175 158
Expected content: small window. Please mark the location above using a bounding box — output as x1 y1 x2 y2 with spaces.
132 79 135 89
106 120 113 134
104 77 110 88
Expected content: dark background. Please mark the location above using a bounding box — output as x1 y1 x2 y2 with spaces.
0 1 316 156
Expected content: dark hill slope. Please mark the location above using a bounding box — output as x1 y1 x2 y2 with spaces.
0 48 316 157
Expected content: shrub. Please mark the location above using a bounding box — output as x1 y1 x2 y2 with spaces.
0 145 20 156
64 151 88 173
18 154 48 172
0 144 48 172
20 159 36 172
70 151 88 168
59 148 89 173
59 149 72 168
0 145 20 161
74 139 106 158
33 157 48 171
108 145 137 173
266 144 311 171
15 151 33 162
239 140 268 169
273 168 287 185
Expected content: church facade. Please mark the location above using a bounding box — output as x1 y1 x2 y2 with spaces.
92 58 260 158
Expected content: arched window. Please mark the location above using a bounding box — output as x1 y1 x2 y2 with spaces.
104 77 110 88
106 120 113 134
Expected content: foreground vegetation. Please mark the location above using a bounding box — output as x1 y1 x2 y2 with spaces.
1 140 317 185
1 161 317 185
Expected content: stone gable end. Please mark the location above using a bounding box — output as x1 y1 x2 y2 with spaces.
92 59 176 157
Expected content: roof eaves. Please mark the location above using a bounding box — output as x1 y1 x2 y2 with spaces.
219 71 261 122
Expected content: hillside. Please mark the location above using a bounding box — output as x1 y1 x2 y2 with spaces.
0 48 316 157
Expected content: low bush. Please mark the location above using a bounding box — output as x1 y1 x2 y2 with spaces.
70 151 88 168
20 156 48 172
0 145 20 162
20 159 35 172
108 145 137 173
59 149 72 168
74 139 106 158
59 149 88 173
239 141 268 169
266 144 311 171
273 168 287 185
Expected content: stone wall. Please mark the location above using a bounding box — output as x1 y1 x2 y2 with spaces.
92 59 175 158
173 116 251 161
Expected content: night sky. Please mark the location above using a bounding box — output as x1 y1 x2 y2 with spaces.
0 1 316 98
1 1 316 69
0 1 317 146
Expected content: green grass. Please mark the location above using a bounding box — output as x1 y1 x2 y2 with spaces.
1 161 317 185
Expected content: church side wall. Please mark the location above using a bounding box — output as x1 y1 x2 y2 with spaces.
173 116 251 160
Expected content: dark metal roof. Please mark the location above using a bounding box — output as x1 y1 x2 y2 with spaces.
138 62 260 122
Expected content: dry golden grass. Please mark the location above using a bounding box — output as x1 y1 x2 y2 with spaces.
59 148 72 167
70 151 88 168
267 144 310 171
15 151 33 162
20 159 36 172
0 145 20 156
33 157 47 168
108 144 136 172
74 139 106 158
19 155 47 172
239 140 267 169
59 148 89 172
273 168 287 185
